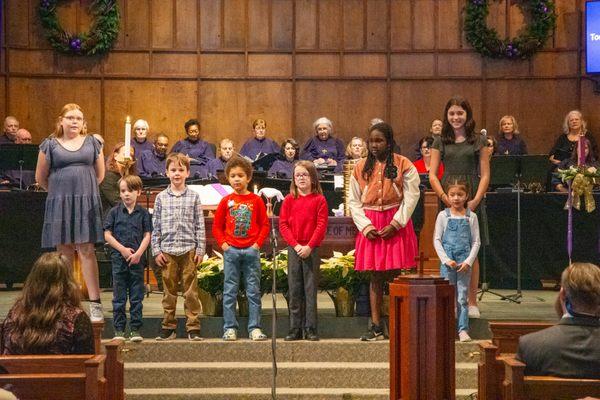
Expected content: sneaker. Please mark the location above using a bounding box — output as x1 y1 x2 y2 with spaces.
459 330 472 342
89 302 104 322
129 331 143 343
113 330 126 340
249 328 267 341
155 329 176 341
304 328 320 341
284 328 303 341
223 328 237 341
468 305 481 319
188 330 203 341
360 324 385 341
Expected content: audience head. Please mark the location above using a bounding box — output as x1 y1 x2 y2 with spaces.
281 138 299 161
498 115 519 137
346 137 367 159
559 262 600 317
290 160 322 197
10 252 81 354
430 119 443 136
107 142 137 175
563 110 587 136
15 128 32 144
252 119 267 140
133 119 150 142
154 133 169 156
184 119 200 142
418 136 434 160
441 96 476 144
219 139 235 161
225 156 253 192
313 117 333 141
3 116 19 139
54 103 86 138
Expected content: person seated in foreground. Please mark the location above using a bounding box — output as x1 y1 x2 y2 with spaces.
0 252 95 355
516 262 600 379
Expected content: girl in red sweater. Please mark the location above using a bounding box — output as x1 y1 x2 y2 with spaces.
279 160 328 341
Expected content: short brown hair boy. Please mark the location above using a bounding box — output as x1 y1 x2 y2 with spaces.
119 175 143 192
166 153 190 171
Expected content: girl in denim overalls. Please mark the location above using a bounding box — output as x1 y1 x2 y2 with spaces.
433 180 481 342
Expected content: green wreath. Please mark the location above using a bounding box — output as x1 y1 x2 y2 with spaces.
39 0 120 56
465 0 556 60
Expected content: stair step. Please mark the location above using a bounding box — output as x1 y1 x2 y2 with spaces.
125 361 478 390
116 339 481 364
125 387 478 400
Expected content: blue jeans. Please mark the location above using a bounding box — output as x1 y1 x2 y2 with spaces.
440 264 471 333
111 255 145 331
223 246 262 332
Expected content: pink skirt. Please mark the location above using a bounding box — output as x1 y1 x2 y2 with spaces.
354 208 418 271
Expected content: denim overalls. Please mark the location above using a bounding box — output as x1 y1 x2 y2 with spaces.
440 208 472 333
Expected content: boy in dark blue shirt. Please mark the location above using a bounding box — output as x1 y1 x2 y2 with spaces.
104 175 152 341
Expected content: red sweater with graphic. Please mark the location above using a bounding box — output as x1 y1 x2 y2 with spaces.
279 193 328 248
213 192 270 248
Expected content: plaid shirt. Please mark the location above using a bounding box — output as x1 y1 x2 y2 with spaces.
151 185 206 257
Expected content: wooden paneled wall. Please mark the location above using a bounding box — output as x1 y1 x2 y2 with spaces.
2 0 599 156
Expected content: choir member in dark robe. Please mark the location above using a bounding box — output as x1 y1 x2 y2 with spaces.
345 137 367 160
268 138 299 179
0 116 19 144
171 118 215 165
139 133 169 178
207 139 235 177
239 118 280 161
130 119 153 158
495 115 528 155
300 117 345 172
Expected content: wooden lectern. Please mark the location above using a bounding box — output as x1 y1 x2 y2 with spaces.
389 274 456 400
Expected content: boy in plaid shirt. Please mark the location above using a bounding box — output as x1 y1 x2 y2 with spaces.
152 153 205 341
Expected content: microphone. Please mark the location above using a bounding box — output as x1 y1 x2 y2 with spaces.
480 129 487 137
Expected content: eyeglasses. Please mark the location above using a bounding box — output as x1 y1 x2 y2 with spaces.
294 173 310 178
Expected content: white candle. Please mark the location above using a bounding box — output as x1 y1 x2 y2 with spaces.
124 116 131 158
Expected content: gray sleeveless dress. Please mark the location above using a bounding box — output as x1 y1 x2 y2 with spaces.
40 135 104 248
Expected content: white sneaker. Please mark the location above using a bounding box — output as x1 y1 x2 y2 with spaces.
223 328 237 341
458 330 472 342
89 302 104 322
249 328 267 341
468 305 481 319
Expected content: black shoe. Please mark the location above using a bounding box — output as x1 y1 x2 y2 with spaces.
284 328 303 341
188 330 203 341
304 328 320 341
360 324 385 341
155 329 176 341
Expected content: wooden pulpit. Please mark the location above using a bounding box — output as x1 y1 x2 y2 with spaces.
389 274 456 400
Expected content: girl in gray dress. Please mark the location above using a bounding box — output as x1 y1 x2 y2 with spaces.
35 103 105 322
428 96 492 319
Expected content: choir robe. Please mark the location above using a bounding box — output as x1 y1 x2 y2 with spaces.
171 138 215 165
300 136 345 169
268 159 295 179
130 138 153 158
139 150 167 178
239 137 280 161
207 157 227 177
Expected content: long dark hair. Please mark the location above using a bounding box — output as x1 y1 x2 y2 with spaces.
441 96 477 145
362 123 398 181
9 252 82 353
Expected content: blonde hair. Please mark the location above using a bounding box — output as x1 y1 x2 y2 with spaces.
561 262 600 315
562 110 587 135
252 119 266 129
498 115 520 135
54 103 86 138
345 137 367 158
166 152 190 171
106 142 137 174
119 174 143 192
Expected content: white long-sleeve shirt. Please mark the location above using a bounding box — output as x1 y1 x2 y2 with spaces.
433 209 481 267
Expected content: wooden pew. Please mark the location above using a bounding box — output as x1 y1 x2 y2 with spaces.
0 353 106 400
502 356 600 400
478 321 554 400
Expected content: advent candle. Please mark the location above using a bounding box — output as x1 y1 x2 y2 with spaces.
577 135 585 166
124 116 131 159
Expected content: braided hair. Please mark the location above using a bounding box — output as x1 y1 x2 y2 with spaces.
362 122 398 182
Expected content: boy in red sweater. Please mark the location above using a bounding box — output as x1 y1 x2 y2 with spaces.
213 157 270 341
279 160 328 341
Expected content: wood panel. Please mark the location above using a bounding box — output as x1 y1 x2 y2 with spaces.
271 0 294 49
223 0 246 49
343 0 364 50
318 0 341 50
152 0 173 49
248 0 271 49
126 0 150 48
175 0 198 49
295 0 317 49
200 0 222 49
390 0 412 50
